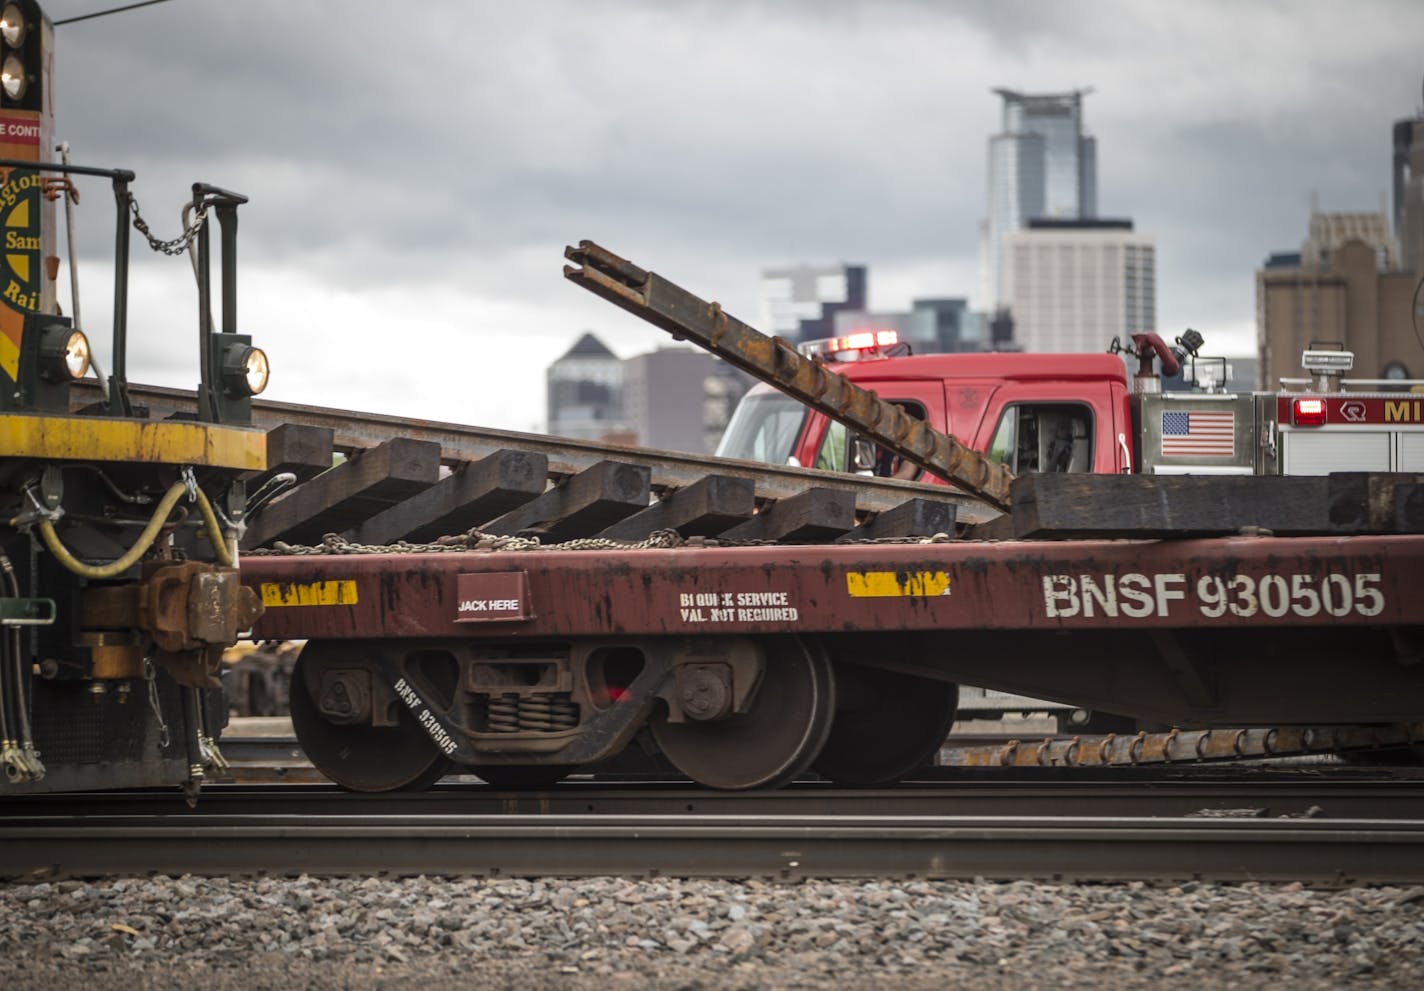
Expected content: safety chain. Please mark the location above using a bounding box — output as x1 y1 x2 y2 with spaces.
842 532 957 545
143 658 171 749
248 528 688 557
248 527 958 557
676 531 957 548
129 198 208 256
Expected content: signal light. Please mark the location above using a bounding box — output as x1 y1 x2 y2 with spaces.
204 334 270 423
0 53 23 100
1292 397 1327 427
220 341 270 398
39 326 90 383
830 329 898 353
6 314 84 412
799 329 901 362
0 0 40 112
0 5 24 47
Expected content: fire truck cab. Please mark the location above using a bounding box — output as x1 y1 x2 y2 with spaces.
716 332 1134 480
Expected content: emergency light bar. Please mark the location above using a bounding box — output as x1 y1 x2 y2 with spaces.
798 329 902 362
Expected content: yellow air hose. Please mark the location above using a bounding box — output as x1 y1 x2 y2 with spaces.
36 478 236 579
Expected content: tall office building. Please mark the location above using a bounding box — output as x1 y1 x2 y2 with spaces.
622 348 752 454
981 88 1097 310
546 335 752 452
1256 87 1424 387
1001 219 1155 354
758 263 867 343
1393 91 1424 275
1301 211 1397 270
1256 210 1417 386
545 332 629 442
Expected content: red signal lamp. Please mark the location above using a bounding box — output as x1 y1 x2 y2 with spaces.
800 329 901 362
1292 397 1327 427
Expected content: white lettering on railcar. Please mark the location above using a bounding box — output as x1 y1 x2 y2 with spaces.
393 677 459 755
677 590 799 624
1042 572 1385 621
458 599 520 613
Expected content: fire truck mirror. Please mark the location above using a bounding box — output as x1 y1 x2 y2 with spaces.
851 437 876 473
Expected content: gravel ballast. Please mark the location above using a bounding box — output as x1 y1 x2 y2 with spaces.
2 875 1422 990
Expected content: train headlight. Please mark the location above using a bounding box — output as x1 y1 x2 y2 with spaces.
0 53 24 100
221 343 269 397
39 326 91 383
0 5 24 48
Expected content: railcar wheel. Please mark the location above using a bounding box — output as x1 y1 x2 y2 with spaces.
814 666 958 786
290 642 450 793
649 637 835 790
474 765 573 789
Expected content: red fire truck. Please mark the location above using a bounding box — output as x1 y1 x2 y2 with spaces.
715 333 1424 481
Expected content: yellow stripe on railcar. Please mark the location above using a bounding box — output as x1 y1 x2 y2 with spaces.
0 413 267 470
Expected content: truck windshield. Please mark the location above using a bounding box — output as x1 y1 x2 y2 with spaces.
715 392 808 465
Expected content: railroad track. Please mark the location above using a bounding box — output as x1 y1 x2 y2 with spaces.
6 773 1424 882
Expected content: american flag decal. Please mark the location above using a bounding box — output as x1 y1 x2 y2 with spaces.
1160 409 1235 457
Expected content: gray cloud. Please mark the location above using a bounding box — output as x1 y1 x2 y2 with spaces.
35 0 1424 428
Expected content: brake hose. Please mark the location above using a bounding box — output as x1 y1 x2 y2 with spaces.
35 478 235 579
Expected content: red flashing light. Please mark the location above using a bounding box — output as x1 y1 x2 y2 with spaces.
799 329 901 362
825 329 898 354
1292 397 1327 427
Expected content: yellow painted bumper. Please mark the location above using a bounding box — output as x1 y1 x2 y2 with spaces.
0 413 267 470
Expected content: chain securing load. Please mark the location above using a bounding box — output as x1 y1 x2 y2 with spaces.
246 527 959 557
248 528 689 556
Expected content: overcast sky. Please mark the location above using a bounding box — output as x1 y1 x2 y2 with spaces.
40 0 1424 432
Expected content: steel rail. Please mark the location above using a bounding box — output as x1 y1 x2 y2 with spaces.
564 240 1014 510
4 812 1422 882
71 381 997 524
12 772 1424 820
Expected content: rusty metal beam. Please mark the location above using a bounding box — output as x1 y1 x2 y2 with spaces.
563 239 1013 511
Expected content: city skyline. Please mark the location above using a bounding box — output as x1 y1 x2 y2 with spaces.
981 87 1098 308
37 0 1424 432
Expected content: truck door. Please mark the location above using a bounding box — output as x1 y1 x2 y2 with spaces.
809 382 947 480
975 383 1114 475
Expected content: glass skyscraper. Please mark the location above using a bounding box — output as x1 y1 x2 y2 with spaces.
981 88 1097 308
